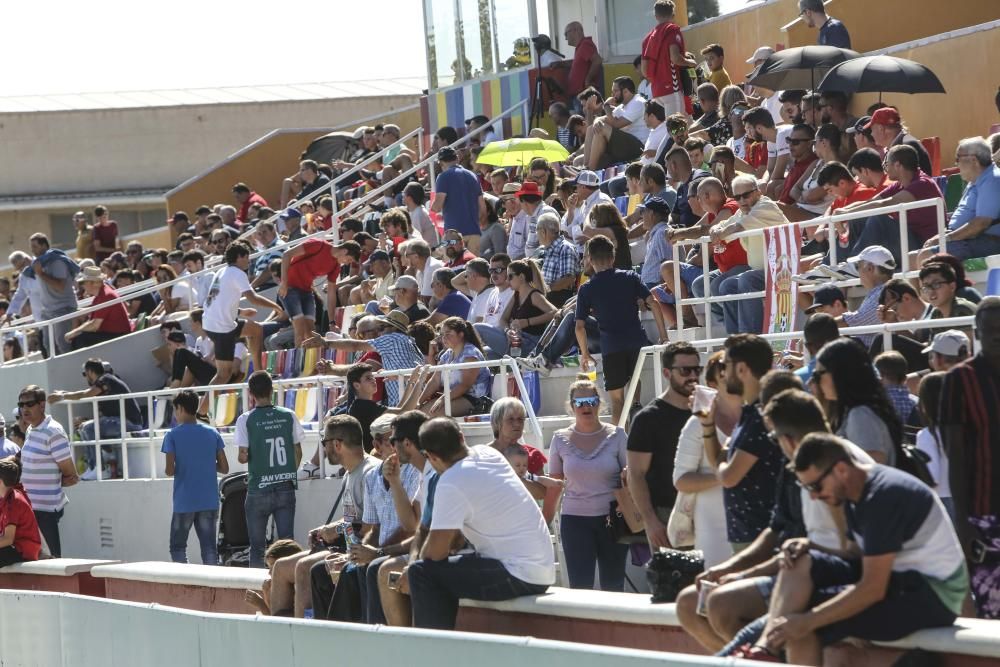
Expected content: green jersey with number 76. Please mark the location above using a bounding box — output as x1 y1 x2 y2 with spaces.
235 405 305 493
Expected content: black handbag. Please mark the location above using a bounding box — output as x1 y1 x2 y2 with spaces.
895 440 936 487
646 549 704 603
606 500 646 545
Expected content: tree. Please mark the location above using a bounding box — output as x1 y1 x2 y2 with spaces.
688 0 720 24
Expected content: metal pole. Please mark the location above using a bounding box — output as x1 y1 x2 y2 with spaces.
899 209 910 272
119 396 129 480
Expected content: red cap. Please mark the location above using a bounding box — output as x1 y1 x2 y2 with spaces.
516 181 542 198
864 107 900 129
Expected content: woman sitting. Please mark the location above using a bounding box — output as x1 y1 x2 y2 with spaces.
549 376 628 591
417 317 492 417
3 338 23 363
0 456 42 567
489 259 557 358
151 264 198 321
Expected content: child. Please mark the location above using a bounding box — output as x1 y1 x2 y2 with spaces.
0 455 42 567
162 389 230 564
245 538 305 615
503 443 563 504
916 372 954 522
575 236 667 425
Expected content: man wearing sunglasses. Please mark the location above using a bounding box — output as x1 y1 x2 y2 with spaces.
755 433 965 666
441 230 476 270
17 384 78 557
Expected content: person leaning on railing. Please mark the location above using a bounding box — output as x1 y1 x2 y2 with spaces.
416 318 491 418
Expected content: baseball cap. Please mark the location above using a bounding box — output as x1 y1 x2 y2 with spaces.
846 116 872 135
388 275 419 293
847 245 896 271
531 34 552 49
572 170 601 187
922 329 970 357
864 108 901 130
746 46 775 64
279 208 302 220
437 147 458 162
805 284 847 313
637 196 672 215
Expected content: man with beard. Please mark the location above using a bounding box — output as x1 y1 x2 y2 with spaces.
441 230 476 270
700 334 785 553
583 76 650 171
626 341 700 550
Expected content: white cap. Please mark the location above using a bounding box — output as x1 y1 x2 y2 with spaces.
746 46 775 64
922 330 970 357
847 245 896 271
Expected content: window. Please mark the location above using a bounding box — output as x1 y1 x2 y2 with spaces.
50 208 165 250
425 0 459 89
604 0 655 58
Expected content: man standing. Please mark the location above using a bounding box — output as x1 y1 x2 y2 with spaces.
73 212 94 261
641 0 695 117
701 334 785 552
18 385 79 557
278 236 350 346
627 342 700 549
236 371 304 568
406 418 554 630
940 296 1000 618
564 21 603 99
798 0 852 49
232 183 268 225
27 233 79 356
432 147 485 255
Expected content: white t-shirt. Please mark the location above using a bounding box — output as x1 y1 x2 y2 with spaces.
430 445 555 586
767 124 793 159
916 427 952 499
409 205 440 246
642 122 669 166
727 134 748 161
482 286 514 328
202 265 252 333
416 256 444 299
613 95 650 144
761 91 783 125
170 280 198 311
468 286 494 323
539 50 561 68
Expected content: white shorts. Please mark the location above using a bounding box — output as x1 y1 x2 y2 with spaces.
654 91 687 118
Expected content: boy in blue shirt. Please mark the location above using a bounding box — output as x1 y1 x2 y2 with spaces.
575 235 667 425
162 390 229 564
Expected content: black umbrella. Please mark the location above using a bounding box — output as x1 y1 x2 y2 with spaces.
747 45 860 91
817 55 946 101
302 131 360 165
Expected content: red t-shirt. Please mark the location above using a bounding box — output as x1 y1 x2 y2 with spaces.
778 154 819 205
831 183 876 212
711 201 749 272
91 283 133 334
876 171 942 242
92 221 119 262
642 22 684 97
446 249 476 269
238 192 268 224
312 213 332 231
287 239 340 291
358 350 385 403
568 37 598 94
746 141 769 169
0 486 42 561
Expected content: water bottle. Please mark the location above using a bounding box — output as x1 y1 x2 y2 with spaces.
509 329 522 358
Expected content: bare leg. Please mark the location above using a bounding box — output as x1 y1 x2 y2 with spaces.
294 551 330 618
582 124 598 167
291 317 315 349
608 388 625 427
197 359 235 415
463 234 481 256
587 124 613 171
676 585 727 653
705 578 769 642
759 554 817 663
378 556 412 626
242 320 264 371
268 552 310 616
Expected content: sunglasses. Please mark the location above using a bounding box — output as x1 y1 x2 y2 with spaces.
17 400 40 408
786 138 813 145
671 365 703 376
797 460 842 493
444 239 460 246
489 267 506 275
733 190 757 201
572 396 600 408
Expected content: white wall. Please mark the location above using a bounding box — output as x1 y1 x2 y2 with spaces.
0 590 723 667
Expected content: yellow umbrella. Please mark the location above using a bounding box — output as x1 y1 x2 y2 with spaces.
475 137 570 167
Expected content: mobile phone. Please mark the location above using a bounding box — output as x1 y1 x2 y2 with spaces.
388 571 402 586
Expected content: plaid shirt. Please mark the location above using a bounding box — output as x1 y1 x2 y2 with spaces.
885 384 918 424
540 235 580 286
842 283 885 348
370 332 426 406
253 237 284 278
362 462 421 546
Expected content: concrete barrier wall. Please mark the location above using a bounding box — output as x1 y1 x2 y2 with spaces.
0 590 728 667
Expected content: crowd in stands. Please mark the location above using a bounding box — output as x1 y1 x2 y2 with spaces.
4 0 1000 661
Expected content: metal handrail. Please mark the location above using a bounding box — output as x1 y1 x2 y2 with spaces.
617 313 975 429
58 355 543 481
1 100 530 362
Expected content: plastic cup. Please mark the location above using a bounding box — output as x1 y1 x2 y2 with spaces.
691 385 718 415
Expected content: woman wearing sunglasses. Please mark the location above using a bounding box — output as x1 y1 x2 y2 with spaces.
547 376 629 591
812 338 901 466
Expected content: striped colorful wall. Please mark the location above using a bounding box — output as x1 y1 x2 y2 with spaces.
421 69 531 138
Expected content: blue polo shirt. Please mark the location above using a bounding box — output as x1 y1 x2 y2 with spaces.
435 166 483 236
948 165 1000 237
575 268 651 354
819 17 851 49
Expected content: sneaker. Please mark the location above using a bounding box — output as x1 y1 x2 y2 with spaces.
819 261 859 281
80 467 97 481
791 267 830 284
518 354 551 377
298 462 321 480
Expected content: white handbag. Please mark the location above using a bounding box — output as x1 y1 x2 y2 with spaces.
667 491 696 548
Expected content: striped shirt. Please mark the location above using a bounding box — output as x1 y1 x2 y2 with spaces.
21 415 73 512
362 462 421 547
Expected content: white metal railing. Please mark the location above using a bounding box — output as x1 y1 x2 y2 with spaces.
1 100 530 364
617 313 975 428
58 355 542 481
671 197 948 342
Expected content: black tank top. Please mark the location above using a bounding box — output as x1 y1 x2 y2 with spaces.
512 289 547 336
611 227 633 270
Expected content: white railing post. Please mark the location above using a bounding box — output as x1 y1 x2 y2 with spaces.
652 347 664 397
828 216 839 266
442 368 452 417
936 198 947 254
119 396 129 481
147 395 157 480
701 241 711 340
618 350 648 429
673 241 684 339
94 398 103 482
499 362 509 398
899 209 910 273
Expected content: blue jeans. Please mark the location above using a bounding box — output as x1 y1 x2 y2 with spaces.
850 214 923 268
560 514 628 591
538 315 600 365
474 323 539 360
654 262 706 304
719 268 765 334
691 264 750 333
169 510 219 565
79 417 143 470
283 287 316 320
927 234 1000 261
364 554 391 624
245 484 296 568
408 554 549 629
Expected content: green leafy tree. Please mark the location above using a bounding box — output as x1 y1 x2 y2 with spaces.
688 0 720 24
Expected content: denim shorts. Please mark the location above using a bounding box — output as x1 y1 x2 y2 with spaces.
284 287 316 321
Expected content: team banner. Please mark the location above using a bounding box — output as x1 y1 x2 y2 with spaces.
763 225 800 350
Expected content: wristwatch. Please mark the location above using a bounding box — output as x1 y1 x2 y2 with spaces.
376 548 386 558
